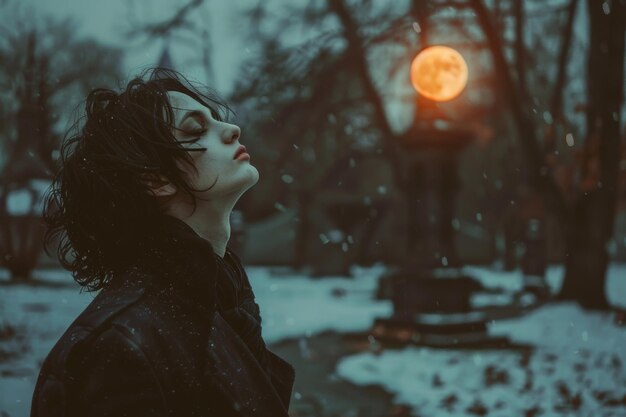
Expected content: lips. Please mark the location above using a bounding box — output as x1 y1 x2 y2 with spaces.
233 145 247 159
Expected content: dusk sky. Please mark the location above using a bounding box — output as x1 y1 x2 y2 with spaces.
20 0 259 95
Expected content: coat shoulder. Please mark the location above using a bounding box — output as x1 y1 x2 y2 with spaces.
68 325 169 416
31 266 296 417
30 273 150 417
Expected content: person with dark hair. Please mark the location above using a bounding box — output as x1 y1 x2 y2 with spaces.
30 67 295 416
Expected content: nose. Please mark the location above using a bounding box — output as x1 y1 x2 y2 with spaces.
225 124 241 143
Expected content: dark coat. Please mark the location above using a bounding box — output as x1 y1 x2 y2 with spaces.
30 215 295 417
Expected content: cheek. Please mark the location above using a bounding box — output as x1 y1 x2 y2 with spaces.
196 155 225 181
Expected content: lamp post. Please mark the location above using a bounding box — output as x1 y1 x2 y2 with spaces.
404 45 473 269
373 45 498 346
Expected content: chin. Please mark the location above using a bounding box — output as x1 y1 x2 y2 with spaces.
235 172 259 195
245 175 259 191
248 166 260 184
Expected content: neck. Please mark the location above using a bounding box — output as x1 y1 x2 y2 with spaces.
164 197 237 259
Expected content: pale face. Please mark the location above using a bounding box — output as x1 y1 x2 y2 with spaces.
166 91 259 201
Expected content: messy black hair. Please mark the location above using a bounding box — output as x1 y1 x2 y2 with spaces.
42 67 233 292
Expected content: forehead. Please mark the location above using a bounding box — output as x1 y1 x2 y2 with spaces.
166 91 208 125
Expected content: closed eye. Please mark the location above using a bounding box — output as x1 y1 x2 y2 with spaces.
188 129 207 136
178 129 208 152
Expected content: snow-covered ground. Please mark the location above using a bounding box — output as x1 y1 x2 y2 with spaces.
337 302 626 417
0 262 624 417
336 264 626 417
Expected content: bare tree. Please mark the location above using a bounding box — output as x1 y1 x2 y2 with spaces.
0 4 123 172
559 0 625 308
124 0 215 83
0 2 124 280
229 0 584 269
205 0 621 293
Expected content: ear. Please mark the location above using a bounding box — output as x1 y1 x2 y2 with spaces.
140 174 177 197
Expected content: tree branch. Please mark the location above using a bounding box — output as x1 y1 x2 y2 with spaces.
126 0 204 39
469 0 569 217
327 0 407 189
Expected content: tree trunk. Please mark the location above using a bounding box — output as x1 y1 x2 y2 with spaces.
559 0 625 309
470 0 569 220
546 0 579 155
327 0 406 191
513 0 527 100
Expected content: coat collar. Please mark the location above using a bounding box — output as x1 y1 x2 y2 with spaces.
130 214 223 318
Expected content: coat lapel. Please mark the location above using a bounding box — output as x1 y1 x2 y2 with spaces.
266 349 296 409
204 311 291 417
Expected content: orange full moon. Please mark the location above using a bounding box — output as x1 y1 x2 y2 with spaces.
410 45 468 102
